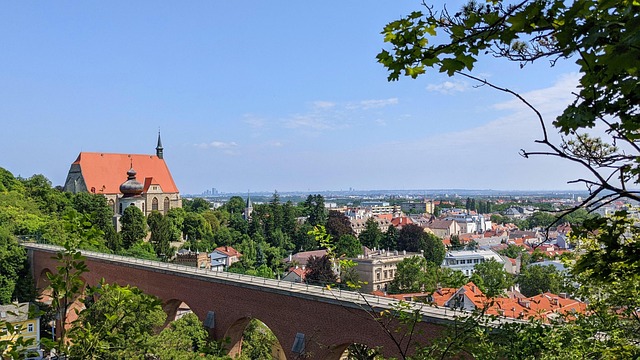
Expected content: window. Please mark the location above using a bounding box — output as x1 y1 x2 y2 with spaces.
27 323 33 332
376 273 381 281
164 197 170 214
384 270 388 279
152 197 159 211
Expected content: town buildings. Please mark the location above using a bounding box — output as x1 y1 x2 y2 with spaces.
350 249 422 293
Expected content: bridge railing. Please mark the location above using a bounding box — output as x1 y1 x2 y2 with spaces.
22 242 520 324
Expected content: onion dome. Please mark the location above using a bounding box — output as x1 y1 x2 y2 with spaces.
119 167 144 196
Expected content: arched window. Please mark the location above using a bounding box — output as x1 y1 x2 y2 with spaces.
119 203 123 215
142 202 146 214
152 197 159 211
108 199 115 214
164 197 170 214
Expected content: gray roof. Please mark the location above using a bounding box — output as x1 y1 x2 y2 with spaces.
0 303 30 323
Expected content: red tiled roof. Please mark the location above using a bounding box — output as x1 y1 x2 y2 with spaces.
214 246 242 258
391 217 414 227
73 152 179 194
286 266 309 281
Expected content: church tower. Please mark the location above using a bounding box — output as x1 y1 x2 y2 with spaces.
118 164 145 214
244 193 253 221
156 131 164 159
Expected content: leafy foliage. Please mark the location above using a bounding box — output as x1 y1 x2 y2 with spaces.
378 0 640 212
120 205 147 248
469 259 513 298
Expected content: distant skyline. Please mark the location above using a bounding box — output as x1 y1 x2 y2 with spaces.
1 1 590 194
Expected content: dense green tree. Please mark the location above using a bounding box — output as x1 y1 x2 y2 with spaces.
103 225 122 252
293 223 318 252
151 313 210 357
120 205 147 248
305 255 337 286
517 264 564 297
528 211 557 228
470 259 513 298
325 210 354 240
303 194 327 227
449 235 462 250
72 193 113 233
397 224 425 252
69 283 166 359
388 256 435 294
438 267 468 289
381 225 399 250
223 196 245 215
119 241 158 261
183 212 212 241
497 244 527 259
167 207 186 236
237 319 278 360
359 218 383 249
183 197 211 213
422 232 446 266
0 167 23 193
0 227 31 304
148 211 176 260
334 234 362 258
21 174 71 215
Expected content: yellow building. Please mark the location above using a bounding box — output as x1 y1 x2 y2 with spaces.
0 302 41 358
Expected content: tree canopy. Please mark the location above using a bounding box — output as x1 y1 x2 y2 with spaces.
378 0 640 212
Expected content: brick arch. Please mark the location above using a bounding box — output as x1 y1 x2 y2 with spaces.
26 246 447 359
162 299 197 326
324 342 381 360
37 268 54 303
224 317 286 360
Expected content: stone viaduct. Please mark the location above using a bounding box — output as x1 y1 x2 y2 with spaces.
25 243 463 359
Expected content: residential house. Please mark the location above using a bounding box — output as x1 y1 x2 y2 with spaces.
376 282 586 322
426 219 461 238
213 246 242 269
174 249 210 269
285 249 328 266
350 250 421 293
282 265 309 283
441 249 505 276
0 302 41 359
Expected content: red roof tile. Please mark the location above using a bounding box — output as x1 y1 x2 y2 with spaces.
73 152 179 194
214 246 242 258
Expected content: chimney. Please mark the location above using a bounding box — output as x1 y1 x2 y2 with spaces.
289 254 293 262
559 292 568 299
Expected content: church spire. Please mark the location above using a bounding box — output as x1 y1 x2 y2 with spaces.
156 130 164 159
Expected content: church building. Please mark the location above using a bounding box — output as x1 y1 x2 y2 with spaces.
63 133 182 217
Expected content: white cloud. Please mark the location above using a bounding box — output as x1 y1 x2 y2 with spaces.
338 72 588 190
312 101 336 109
493 73 580 114
195 141 238 149
243 114 265 128
354 98 399 110
426 80 470 94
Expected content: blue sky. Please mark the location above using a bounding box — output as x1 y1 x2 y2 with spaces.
1 1 588 194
